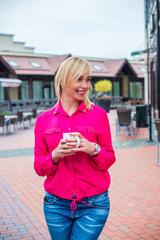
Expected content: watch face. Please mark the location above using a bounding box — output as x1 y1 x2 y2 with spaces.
90 144 101 156
95 144 100 152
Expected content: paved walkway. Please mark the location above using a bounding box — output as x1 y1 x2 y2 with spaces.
0 110 159 240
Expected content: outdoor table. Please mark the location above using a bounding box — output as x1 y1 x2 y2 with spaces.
23 112 33 128
23 112 33 117
5 115 18 134
37 109 45 115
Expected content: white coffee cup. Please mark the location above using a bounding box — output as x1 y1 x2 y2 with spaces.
63 133 80 148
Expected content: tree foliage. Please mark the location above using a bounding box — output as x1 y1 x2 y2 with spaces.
94 79 112 92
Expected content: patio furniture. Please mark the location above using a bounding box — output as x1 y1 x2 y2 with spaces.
0 114 11 135
115 108 134 137
98 98 111 112
31 108 37 124
16 111 23 129
23 112 33 128
154 119 160 165
17 111 32 129
37 108 46 116
5 115 18 134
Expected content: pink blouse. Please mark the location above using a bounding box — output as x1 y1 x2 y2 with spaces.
34 101 116 200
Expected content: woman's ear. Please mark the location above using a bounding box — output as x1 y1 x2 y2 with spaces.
60 84 63 95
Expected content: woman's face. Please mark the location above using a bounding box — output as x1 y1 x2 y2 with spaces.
61 71 90 103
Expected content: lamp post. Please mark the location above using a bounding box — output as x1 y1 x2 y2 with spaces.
146 0 153 142
156 0 160 119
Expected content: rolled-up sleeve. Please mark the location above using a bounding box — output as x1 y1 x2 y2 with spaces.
90 111 116 170
34 116 59 177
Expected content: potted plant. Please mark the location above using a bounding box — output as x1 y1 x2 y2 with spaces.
94 79 112 112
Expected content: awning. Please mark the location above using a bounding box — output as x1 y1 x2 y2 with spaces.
0 78 22 111
0 78 22 87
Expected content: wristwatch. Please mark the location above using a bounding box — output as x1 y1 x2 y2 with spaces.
90 144 101 156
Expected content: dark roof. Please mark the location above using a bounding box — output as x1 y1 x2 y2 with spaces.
130 63 146 78
47 54 71 74
89 61 110 77
0 54 71 76
88 58 144 78
1 55 54 75
0 54 145 78
103 59 125 77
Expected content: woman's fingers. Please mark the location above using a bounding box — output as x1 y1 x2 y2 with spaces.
61 141 77 149
70 132 82 139
56 133 86 157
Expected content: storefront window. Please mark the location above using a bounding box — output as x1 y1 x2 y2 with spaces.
130 82 142 98
114 82 120 97
107 82 112 96
50 80 55 98
0 85 4 100
33 81 43 99
21 81 29 99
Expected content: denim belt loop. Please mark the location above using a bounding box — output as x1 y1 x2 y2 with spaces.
87 196 91 204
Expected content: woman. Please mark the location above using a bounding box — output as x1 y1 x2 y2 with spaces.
34 56 116 240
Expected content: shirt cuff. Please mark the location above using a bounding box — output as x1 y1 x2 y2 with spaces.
45 152 59 175
90 146 107 169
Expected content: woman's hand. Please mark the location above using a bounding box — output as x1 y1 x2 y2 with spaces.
68 132 95 155
52 132 96 164
51 137 78 164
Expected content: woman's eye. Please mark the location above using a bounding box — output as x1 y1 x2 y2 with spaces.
77 76 90 82
78 76 83 81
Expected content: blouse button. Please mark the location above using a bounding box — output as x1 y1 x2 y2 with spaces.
68 128 71 130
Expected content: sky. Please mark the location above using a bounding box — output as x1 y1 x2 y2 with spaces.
0 0 145 59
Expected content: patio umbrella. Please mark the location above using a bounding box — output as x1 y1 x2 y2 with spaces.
0 78 22 111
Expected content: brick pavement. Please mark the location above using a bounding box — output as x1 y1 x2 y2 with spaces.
0 110 160 240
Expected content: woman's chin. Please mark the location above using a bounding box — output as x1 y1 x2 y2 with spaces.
75 96 85 102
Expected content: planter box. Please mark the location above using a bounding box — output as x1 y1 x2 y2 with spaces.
98 99 111 112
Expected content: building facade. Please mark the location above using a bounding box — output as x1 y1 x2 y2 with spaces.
0 34 145 107
144 0 160 118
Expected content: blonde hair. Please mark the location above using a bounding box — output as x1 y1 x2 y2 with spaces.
55 56 92 109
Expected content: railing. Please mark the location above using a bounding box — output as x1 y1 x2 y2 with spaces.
110 96 123 108
0 98 58 112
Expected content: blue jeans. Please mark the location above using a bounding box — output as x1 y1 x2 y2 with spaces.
43 190 110 240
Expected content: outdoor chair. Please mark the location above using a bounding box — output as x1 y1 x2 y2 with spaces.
0 114 11 135
154 119 160 165
17 111 24 129
17 111 30 129
32 108 37 124
7 111 18 133
24 112 32 128
115 108 134 137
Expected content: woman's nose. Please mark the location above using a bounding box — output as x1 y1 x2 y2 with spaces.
81 80 88 88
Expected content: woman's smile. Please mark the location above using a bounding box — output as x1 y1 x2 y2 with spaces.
75 89 86 95
62 71 90 102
